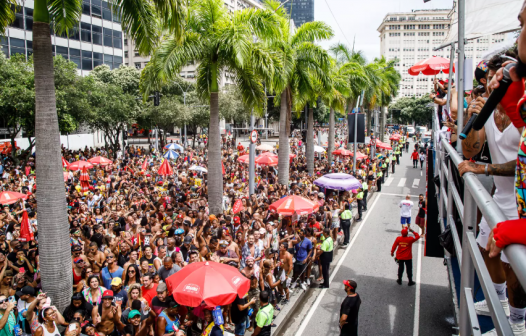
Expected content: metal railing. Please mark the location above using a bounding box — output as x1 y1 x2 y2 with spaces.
434 124 526 335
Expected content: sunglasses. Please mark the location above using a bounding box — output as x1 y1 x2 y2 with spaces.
0 299 7 304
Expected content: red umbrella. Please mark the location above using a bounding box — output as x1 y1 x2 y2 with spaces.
351 152 368 160
332 149 353 156
67 160 93 171
158 159 173 176
408 56 454 76
389 135 401 141
19 210 34 242
237 155 250 163
376 141 392 150
255 154 278 166
289 153 296 159
62 157 69 168
88 156 113 166
165 261 250 307
0 191 28 205
269 195 319 216
63 172 70 182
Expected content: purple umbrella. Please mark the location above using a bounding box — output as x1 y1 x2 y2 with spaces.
313 173 362 191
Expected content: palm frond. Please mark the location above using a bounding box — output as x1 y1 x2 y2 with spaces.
291 21 333 46
151 0 187 41
0 0 16 33
49 0 82 34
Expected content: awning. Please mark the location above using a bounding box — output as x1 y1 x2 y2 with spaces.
439 0 521 49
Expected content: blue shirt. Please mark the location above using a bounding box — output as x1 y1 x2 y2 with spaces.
101 267 124 289
295 238 312 262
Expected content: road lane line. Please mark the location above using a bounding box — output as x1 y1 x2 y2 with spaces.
413 228 423 336
381 193 420 197
294 194 383 336
385 177 394 186
412 179 420 188
397 178 407 187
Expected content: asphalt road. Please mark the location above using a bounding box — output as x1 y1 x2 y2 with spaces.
280 140 455 336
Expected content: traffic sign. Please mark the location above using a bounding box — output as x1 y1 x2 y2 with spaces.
250 130 258 143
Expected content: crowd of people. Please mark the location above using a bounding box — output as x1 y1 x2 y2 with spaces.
0 114 417 336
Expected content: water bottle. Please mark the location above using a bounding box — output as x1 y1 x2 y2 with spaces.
247 308 254 317
14 324 21 336
212 306 224 325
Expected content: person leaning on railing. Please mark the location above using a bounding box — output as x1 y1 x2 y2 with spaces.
456 52 521 326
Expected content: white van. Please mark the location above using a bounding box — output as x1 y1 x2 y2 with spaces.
406 126 415 136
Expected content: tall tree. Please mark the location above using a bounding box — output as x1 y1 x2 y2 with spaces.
0 0 188 311
263 0 332 181
143 0 280 213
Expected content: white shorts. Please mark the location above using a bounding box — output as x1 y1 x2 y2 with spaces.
476 217 509 264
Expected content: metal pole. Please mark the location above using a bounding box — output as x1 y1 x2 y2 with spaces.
456 0 465 153
183 92 187 149
446 43 455 140
353 113 357 172
459 184 476 336
249 111 256 195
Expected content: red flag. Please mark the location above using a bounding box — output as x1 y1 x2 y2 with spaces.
141 159 148 171
19 210 34 242
222 161 226 175
232 199 244 214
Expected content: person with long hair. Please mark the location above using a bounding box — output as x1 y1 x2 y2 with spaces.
125 283 149 312
75 267 94 293
123 264 141 292
34 306 66 336
259 259 281 309
62 292 97 323
82 275 106 306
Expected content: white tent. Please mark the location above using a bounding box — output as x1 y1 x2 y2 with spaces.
441 0 522 47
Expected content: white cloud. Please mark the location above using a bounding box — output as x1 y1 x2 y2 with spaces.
314 0 454 62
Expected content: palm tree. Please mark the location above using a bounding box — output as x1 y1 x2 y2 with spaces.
264 0 332 181
1 0 187 312
321 59 352 164
143 0 280 213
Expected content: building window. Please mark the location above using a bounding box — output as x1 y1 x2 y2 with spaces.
134 62 141 69
124 38 128 46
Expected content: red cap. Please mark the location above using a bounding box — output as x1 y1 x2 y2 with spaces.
401 228 409 237
234 216 240 224
343 280 354 289
73 257 83 264
102 290 114 299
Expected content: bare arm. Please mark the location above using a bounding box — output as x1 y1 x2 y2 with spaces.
458 160 515 177
462 97 487 159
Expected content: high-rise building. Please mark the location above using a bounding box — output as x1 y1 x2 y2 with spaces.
1 0 124 76
377 8 507 99
279 0 314 27
124 0 263 87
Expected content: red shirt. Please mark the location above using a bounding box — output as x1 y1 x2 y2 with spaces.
411 152 419 160
142 283 158 306
391 232 420 260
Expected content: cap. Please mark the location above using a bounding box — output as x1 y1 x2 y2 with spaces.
16 286 35 297
73 257 84 264
401 228 409 237
128 310 141 319
343 280 357 290
102 290 114 299
174 228 185 235
259 228 266 235
268 221 274 226
234 216 240 224
219 240 229 247
111 278 122 286
318 192 325 198
177 214 184 219
157 282 167 292
183 235 193 244
209 215 217 221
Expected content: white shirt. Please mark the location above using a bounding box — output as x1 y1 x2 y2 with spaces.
399 200 414 218
419 153 426 161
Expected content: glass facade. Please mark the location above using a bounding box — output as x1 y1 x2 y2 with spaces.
280 0 314 27
2 1 123 70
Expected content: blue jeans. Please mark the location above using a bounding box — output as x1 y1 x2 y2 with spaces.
235 317 249 335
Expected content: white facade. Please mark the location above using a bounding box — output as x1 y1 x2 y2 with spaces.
1 0 124 76
378 8 508 99
124 0 262 88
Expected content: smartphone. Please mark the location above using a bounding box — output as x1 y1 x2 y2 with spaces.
68 324 77 331
8 296 15 304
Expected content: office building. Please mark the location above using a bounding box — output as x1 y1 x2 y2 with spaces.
279 0 313 27
1 0 124 76
377 9 507 99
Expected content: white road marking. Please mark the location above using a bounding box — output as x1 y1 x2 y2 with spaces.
397 178 407 187
294 194 383 336
389 304 396 334
412 179 420 188
413 228 423 336
381 193 420 198
385 177 394 186
420 171 423 176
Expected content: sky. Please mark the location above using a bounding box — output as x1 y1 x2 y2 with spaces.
314 0 454 61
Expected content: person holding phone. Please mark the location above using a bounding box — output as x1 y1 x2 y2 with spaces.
0 294 17 336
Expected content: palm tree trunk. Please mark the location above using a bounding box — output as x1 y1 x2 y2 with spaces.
208 62 222 214
328 108 335 163
380 106 387 142
33 20 73 313
307 105 314 176
366 109 372 137
277 90 289 186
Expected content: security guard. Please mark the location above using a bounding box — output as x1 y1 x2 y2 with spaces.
360 177 368 211
394 146 401 166
384 156 390 178
356 187 364 222
319 228 334 288
340 204 353 247
253 291 274 336
377 169 383 192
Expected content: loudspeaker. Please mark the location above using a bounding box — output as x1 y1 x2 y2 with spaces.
347 113 365 143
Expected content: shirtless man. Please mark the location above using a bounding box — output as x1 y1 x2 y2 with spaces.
87 242 106 275
278 242 293 303
241 256 258 279
96 290 121 336
0 269 13 297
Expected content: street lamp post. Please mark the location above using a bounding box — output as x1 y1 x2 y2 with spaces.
249 110 256 195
